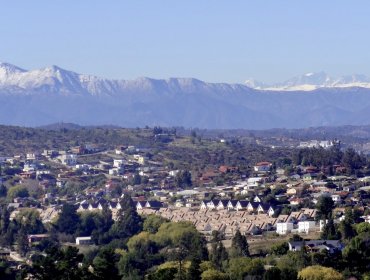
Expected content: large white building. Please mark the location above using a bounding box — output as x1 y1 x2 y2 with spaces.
276 222 294 235
59 154 77 166
298 221 316 233
299 140 339 149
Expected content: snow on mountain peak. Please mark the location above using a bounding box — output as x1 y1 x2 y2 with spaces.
245 72 370 91
0 62 26 81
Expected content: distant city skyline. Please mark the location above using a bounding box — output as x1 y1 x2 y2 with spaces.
1 1 370 84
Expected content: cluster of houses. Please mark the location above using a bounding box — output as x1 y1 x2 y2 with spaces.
137 206 318 238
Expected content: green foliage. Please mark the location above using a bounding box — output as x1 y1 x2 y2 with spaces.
227 257 265 280
355 222 370 235
270 241 289 255
7 185 29 200
210 239 228 270
16 226 29 257
92 248 120 280
342 232 370 274
292 146 342 168
148 267 178 280
338 208 356 240
316 196 334 220
175 170 192 188
229 229 250 257
277 251 309 273
0 185 7 197
321 218 341 240
109 196 143 240
56 203 80 235
31 245 92 280
201 269 228 280
298 265 344 280
143 214 168 234
15 208 45 234
342 148 366 173
187 257 201 280
263 267 281 280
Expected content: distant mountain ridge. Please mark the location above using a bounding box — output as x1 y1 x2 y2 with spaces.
2 62 370 129
245 72 370 91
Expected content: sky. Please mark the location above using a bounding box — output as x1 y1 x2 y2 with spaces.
1 1 370 84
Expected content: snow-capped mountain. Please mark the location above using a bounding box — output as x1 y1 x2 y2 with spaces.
2 62 370 129
245 72 370 91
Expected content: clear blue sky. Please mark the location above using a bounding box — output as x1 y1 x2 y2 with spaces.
1 1 370 83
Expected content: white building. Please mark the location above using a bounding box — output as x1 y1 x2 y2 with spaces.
23 163 36 172
254 162 272 172
299 140 339 149
59 154 77 166
276 222 294 235
113 159 125 168
76 236 92 245
331 194 342 203
298 221 316 233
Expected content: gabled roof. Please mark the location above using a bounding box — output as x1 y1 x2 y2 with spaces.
217 200 229 207
236 200 249 207
146 200 164 208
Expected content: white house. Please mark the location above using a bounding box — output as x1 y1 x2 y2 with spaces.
113 159 125 168
247 177 263 187
59 154 77 166
254 162 272 172
76 236 93 245
298 221 316 233
276 222 294 235
23 163 36 172
331 194 342 203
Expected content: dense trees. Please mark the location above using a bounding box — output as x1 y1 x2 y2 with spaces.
298 265 344 280
175 170 192 188
229 229 249 258
316 196 334 220
56 203 80 235
109 196 143 240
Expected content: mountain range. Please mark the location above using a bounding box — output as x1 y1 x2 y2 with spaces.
2 62 370 129
245 72 370 91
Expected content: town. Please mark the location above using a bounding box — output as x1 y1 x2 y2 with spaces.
0 125 369 279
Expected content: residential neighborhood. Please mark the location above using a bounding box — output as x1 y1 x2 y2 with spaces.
0 125 369 279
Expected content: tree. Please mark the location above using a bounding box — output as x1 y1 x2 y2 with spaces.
187 257 201 280
143 214 168 234
175 170 192 188
56 203 80 235
132 173 142 185
321 218 340 240
342 148 365 174
342 233 370 274
0 185 7 197
210 231 228 271
16 226 29 257
93 248 120 280
316 196 334 220
7 185 29 201
355 222 370 235
263 267 281 280
230 229 249 257
109 196 143 240
227 258 265 280
338 207 356 240
15 208 45 234
298 265 344 280
270 241 289 255
201 269 228 280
